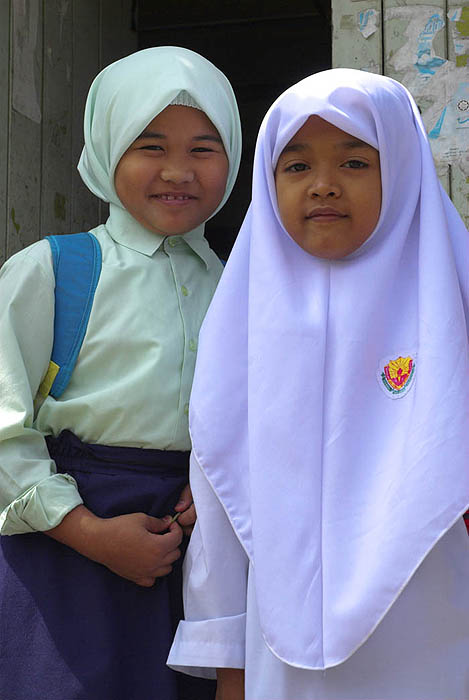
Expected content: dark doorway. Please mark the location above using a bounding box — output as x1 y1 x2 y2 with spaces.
136 1 331 258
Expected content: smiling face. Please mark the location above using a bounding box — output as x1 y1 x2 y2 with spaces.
274 116 382 259
114 105 229 236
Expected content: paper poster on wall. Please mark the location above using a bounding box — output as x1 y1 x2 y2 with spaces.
448 7 469 59
357 9 379 39
385 6 469 173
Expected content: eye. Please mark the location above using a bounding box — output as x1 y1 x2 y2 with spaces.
284 162 309 173
191 146 215 153
343 159 368 169
138 144 163 151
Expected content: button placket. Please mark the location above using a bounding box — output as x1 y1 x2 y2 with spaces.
167 241 200 442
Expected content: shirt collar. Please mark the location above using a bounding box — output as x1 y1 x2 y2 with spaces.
105 203 213 268
180 227 214 269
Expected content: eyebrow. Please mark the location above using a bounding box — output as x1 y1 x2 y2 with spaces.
137 130 223 144
280 139 372 155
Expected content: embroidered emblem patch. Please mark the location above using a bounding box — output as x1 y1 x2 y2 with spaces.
378 355 416 398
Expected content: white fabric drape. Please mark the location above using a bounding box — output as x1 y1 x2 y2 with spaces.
188 69 469 669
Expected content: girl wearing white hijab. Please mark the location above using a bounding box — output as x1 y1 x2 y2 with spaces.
0 47 241 699
168 69 469 699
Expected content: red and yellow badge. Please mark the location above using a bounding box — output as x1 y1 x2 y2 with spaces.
378 354 416 398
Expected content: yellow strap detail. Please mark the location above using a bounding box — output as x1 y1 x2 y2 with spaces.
38 361 60 398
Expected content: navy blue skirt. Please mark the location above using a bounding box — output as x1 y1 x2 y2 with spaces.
0 431 215 700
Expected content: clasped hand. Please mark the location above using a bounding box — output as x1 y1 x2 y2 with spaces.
46 483 196 588
98 512 183 587
95 483 196 587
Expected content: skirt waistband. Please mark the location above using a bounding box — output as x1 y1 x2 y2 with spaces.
46 430 190 476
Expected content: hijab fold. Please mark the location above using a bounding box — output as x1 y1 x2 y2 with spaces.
189 69 469 669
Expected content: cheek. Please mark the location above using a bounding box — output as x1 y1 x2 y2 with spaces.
368 185 382 231
275 187 296 230
354 178 382 236
115 162 137 200
275 182 286 221
368 172 382 224
206 161 229 204
114 158 152 200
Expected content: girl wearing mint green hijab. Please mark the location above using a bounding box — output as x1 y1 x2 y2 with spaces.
0 46 241 700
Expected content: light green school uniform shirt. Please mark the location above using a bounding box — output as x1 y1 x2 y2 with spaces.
0 205 222 535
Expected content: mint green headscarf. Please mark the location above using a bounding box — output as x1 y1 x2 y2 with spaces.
78 46 241 216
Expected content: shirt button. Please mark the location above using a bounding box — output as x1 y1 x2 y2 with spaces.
183 403 189 415
168 237 179 247
181 285 189 296
189 338 197 352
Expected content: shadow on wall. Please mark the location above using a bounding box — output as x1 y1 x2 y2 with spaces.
136 0 332 258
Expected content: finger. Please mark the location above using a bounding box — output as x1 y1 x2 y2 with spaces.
162 548 181 565
134 576 156 588
174 483 192 512
150 521 183 549
154 565 173 578
144 515 173 534
151 544 181 567
166 520 183 543
176 503 196 528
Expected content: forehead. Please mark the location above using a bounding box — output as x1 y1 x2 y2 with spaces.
280 115 376 154
142 105 220 136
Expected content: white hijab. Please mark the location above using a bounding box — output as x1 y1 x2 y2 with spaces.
78 46 241 217
189 69 469 669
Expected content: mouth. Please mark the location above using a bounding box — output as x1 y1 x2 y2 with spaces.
306 207 347 221
150 193 197 205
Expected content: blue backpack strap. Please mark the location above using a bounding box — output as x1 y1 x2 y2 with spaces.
38 232 102 399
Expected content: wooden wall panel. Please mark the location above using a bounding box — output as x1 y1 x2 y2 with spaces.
0 1 10 266
8 0 43 258
98 0 137 225
70 0 101 233
0 0 137 263
41 0 73 236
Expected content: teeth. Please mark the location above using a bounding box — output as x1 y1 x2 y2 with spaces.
160 194 190 201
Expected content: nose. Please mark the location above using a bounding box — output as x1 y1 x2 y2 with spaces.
307 170 341 198
160 160 195 185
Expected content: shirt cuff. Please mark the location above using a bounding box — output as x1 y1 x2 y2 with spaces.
167 613 246 678
0 473 83 535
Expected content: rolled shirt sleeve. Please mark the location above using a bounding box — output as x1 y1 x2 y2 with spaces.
168 452 248 677
0 243 83 534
